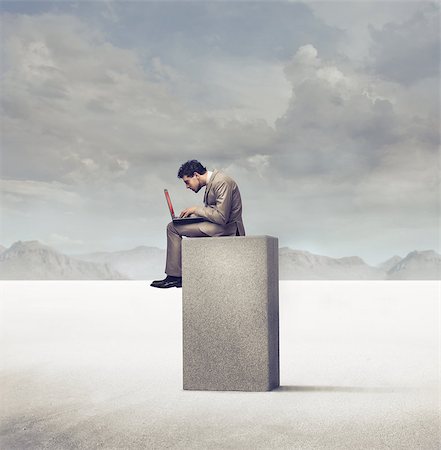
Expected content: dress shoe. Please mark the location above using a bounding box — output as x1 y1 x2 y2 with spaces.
150 276 182 289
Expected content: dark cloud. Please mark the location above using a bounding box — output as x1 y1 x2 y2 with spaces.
0 2 344 61
96 2 343 62
273 46 406 179
369 3 440 84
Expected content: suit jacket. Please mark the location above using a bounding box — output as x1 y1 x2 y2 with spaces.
194 170 245 236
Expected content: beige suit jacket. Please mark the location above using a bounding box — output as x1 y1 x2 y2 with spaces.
194 170 245 236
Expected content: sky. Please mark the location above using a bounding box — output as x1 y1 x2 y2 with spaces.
0 0 439 265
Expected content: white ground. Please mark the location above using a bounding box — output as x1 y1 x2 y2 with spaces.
0 281 439 449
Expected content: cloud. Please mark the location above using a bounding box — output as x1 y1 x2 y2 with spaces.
275 45 402 176
91 1 343 61
0 11 280 250
244 42 439 261
1 179 82 208
309 1 430 63
368 3 440 84
1 12 279 189
0 3 438 262
276 43 438 173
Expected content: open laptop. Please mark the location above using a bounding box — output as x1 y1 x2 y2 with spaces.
164 189 206 224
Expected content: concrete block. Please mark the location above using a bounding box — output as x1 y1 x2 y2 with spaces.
182 235 279 391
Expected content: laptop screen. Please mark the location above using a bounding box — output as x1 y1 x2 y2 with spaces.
164 189 175 219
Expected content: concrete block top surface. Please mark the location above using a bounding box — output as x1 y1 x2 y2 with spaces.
183 235 278 245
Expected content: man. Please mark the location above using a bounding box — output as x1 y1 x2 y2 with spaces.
151 160 245 288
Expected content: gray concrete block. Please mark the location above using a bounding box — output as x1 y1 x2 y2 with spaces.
182 235 279 391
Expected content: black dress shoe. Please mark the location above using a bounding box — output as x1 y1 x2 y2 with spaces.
150 276 182 289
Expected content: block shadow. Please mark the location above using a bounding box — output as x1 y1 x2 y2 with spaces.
274 385 416 393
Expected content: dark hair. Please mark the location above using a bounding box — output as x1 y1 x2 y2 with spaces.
177 160 207 178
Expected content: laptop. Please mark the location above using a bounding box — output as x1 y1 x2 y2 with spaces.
164 189 206 224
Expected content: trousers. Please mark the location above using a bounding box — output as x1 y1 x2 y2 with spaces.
165 220 237 277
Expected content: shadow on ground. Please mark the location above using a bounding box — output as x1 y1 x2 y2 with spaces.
275 385 420 393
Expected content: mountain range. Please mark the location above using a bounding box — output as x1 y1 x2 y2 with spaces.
279 248 385 280
75 246 166 280
0 240 439 280
0 241 125 280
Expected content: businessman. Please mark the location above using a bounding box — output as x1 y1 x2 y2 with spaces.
151 160 245 288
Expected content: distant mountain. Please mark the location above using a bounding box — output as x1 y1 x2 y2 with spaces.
0 244 6 254
75 246 166 280
279 248 385 280
1 241 439 280
387 250 441 280
0 241 126 280
378 255 403 272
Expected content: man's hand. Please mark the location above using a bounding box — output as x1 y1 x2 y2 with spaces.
179 206 198 218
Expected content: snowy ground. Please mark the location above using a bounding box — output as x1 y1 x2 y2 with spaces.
0 281 439 449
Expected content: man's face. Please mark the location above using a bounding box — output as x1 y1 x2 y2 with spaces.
182 174 202 193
